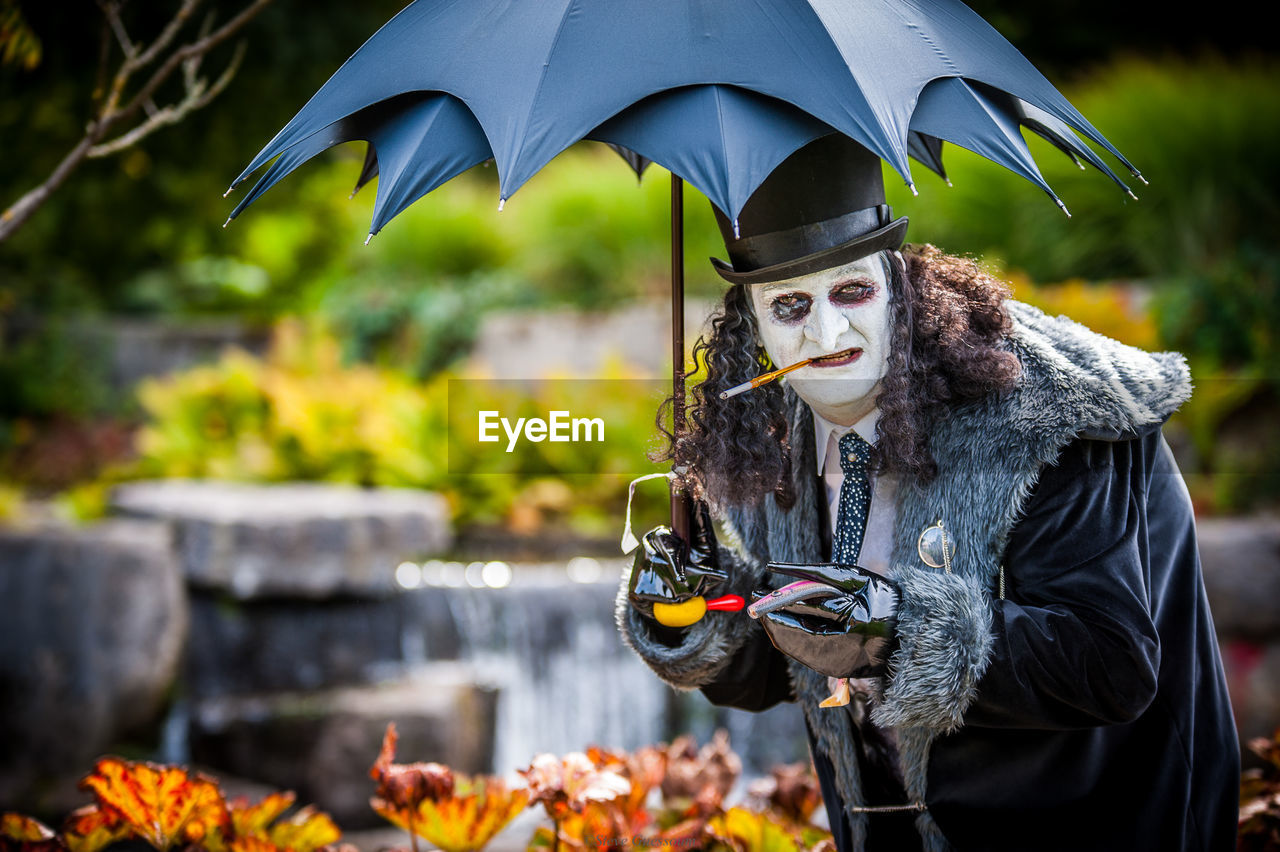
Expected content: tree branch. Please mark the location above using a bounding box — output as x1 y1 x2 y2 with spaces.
0 0 273 243
88 40 245 158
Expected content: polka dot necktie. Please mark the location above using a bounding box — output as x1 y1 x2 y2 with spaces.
832 431 873 565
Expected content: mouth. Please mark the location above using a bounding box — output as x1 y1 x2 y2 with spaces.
809 347 861 368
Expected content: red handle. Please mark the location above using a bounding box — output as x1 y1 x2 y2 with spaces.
705 594 745 612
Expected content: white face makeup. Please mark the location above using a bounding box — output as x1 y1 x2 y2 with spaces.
748 252 894 427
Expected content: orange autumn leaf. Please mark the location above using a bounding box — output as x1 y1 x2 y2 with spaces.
60 806 128 852
584 745 665 821
369 723 525 852
1 813 65 852
207 793 340 852
79 758 229 851
263 806 341 852
228 792 297 839
1 814 56 843
519 753 629 822
372 776 527 852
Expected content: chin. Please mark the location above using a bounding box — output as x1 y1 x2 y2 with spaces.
791 375 880 412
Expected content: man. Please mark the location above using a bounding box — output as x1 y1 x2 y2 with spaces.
617 134 1239 851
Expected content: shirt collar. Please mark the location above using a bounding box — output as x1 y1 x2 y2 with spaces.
812 407 880 476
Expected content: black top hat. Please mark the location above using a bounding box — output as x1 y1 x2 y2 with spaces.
711 133 908 285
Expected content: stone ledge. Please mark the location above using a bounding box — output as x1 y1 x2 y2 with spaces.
111 480 452 599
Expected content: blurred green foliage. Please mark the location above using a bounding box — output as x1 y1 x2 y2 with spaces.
130 322 670 531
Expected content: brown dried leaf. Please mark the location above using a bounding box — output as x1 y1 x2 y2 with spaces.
519 753 630 823
370 724 455 809
745 764 822 824
661 731 741 809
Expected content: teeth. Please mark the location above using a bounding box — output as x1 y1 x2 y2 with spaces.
813 348 859 363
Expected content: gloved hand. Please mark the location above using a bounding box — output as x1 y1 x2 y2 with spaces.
748 562 899 678
628 502 731 626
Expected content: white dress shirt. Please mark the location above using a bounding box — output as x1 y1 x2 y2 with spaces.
812 407 899 580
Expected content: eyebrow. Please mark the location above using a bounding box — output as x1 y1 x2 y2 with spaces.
758 274 876 295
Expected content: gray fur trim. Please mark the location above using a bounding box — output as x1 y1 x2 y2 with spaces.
792 664 867 848
872 572 992 731
614 544 769 690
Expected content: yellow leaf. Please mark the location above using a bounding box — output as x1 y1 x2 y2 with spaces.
79 758 228 851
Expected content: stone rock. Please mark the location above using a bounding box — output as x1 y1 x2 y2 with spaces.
0 520 187 811
189 665 497 827
111 481 452 599
1198 515 1280 639
183 587 462 698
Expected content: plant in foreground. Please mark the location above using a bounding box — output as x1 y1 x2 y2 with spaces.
1240 727 1280 851
0 758 342 852
371 724 528 852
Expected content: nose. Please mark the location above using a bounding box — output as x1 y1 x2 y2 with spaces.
803 300 849 351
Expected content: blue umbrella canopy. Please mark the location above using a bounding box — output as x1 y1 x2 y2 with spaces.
228 0 1140 236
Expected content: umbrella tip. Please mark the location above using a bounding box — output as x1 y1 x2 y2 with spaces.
1135 172 1149 186
945 179 953 188
908 182 919 197
732 219 740 240
498 197 506 212
222 217 232 228
1055 197 1072 218
1127 189 1140 201
365 232 374 246
223 186 234 198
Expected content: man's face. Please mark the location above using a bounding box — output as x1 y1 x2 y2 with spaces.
748 252 893 426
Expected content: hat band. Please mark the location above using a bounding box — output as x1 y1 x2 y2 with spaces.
725 205 889 272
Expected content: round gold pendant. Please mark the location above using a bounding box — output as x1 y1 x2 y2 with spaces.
917 520 953 572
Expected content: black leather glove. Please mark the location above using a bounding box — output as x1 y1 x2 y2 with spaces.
628 502 729 623
749 562 899 678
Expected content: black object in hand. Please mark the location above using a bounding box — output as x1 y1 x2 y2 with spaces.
627 502 728 620
750 562 899 678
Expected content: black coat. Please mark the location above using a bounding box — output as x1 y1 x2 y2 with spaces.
701 426 1240 851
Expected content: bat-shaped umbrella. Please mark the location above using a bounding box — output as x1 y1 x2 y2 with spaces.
228 0 1139 535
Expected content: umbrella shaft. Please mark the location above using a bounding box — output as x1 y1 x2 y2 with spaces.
670 174 690 539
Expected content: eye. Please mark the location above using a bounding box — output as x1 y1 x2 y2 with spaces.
828 279 877 306
769 292 811 323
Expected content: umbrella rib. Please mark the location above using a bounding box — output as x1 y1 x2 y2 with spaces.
710 86 735 231
502 0 579 200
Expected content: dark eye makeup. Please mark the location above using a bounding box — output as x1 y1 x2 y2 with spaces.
765 277 877 323
769 292 812 323
829 278 877 305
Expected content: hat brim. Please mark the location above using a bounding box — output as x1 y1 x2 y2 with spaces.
711 217 908 285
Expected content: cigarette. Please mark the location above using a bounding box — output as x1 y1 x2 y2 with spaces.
719 348 858 400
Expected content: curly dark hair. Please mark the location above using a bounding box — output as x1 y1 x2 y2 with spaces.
658 244 1022 511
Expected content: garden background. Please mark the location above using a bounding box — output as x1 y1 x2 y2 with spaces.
2 0 1279 848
